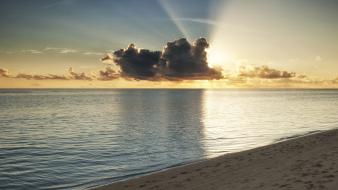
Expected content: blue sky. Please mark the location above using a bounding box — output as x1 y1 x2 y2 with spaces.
0 0 212 50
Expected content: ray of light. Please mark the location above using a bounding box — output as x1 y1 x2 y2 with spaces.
171 18 225 28
207 1 236 70
158 0 191 40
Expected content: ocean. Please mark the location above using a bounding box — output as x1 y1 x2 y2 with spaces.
1 89 338 190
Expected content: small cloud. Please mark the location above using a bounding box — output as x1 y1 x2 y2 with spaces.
101 53 113 61
97 67 120 81
0 68 10 77
44 47 60 51
68 67 93 80
60 48 78 54
83 52 102 56
238 65 296 79
44 47 78 54
21 49 43 54
15 73 68 80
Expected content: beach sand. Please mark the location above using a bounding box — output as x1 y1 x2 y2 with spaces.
91 128 338 190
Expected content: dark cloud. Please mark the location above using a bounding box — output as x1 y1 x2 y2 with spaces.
112 44 162 80
162 38 222 80
105 38 223 80
97 67 120 81
238 65 296 79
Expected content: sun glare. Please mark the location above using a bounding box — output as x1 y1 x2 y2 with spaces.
206 46 231 68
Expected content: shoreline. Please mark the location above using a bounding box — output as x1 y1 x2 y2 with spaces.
90 128 338 190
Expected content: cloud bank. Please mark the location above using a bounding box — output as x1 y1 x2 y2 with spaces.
0 68 93 81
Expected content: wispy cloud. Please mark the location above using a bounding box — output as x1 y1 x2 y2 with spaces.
44 47 78 54
21 49 43 54
0 47 103 56
59 48 78 54
0 67 93 81
83 51 103 56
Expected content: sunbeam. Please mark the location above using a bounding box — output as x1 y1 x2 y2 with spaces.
158 0 191 40
207 0 235 70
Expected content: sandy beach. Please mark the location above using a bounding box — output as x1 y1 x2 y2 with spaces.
91 128 338 190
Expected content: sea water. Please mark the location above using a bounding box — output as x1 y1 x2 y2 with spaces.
1 89 338 189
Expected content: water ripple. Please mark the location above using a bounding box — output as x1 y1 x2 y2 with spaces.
1 89 338 190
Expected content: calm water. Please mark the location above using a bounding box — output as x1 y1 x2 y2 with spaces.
1 89 338 190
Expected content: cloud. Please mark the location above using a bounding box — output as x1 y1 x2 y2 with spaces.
162 38 222 80
45 47 78 54
332 77 338 84
15 73 68 80
238 65 296 79
104 38 223 80
112 44 162 80
60 48 78 54
21 49 43 54
1 47 102 56
0 68 93 81
97 67 120 81
220 66 338 88
68 67 93 80
0 68 10 77
101 53 113 61
83 51 102 56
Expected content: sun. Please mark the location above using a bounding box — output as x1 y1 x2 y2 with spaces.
206 46 231 68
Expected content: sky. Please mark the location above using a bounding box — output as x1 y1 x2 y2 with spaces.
0 0 338 88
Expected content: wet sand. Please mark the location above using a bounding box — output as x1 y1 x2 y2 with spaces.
91 128 338 190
